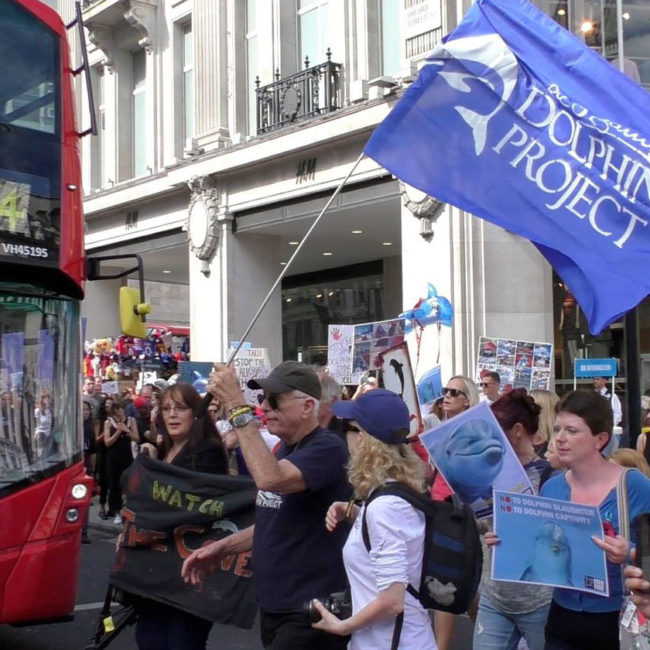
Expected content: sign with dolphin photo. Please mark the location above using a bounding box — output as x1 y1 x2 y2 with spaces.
420 402 532 519
492 490 608 596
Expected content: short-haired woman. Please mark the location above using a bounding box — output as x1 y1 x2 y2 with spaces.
540 390 650 650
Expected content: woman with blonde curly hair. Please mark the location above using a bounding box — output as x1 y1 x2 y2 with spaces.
530 389 560 454
311 389 436 649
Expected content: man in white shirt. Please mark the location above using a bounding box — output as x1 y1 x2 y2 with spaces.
593 376 622 426
480 371 501 405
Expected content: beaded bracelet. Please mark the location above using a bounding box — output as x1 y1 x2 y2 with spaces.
226 405 250 418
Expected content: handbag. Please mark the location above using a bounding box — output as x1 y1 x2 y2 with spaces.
618 469 650 649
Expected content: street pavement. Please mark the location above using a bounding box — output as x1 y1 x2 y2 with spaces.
0 498 475 649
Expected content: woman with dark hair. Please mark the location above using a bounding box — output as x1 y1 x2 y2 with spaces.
131 382 228 650
540 390 650 650
96 395 112 519
475 389 555 650
104 399 139 525
142 382 228 473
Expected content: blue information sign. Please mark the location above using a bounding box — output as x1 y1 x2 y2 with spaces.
574 358 618 378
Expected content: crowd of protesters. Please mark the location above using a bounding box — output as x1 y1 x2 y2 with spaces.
80 376 169 533
79 359 650 650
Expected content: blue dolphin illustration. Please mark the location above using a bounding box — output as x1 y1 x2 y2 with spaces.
435 419 505 503
520 521 573 586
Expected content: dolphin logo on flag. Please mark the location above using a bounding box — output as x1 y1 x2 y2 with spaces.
427 33 519 155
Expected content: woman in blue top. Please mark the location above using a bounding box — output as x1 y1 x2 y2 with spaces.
540 390 650 650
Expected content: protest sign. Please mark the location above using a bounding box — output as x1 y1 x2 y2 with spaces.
416 365 443 410
327 324 354 384
380 342 423 436
101 380 119 396
327 319 405 384
420 402 532 519
477 337 553 391
492 490 608 596
178 361 213 393
111 454 258 628
226 347 272 404
352 318 405 382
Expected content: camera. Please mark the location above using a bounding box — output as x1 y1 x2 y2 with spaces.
303 591 352 624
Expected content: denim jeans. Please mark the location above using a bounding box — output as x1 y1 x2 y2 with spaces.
473 593 550 650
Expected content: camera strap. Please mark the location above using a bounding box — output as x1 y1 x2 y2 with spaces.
391 612 404 650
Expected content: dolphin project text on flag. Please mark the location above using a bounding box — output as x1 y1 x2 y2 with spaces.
364 0 650 334
110 454 258 628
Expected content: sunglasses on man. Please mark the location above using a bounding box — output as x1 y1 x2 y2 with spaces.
257 393 306 410
441 387 467 398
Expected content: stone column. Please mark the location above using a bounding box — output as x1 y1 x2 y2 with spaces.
187 177 283 364
194 0 230 149
400 190 455 381
401 190 554 385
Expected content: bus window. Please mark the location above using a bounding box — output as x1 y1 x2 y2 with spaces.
0 0 61 267
0 284 81 496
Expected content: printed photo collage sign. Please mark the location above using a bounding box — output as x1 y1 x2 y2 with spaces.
477 337 553 392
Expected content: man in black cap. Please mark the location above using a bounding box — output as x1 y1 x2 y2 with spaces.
182 361 350 650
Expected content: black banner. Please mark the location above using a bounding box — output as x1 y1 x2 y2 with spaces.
110 454 258 628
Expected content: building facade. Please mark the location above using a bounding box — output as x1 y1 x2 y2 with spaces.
59 0 649 391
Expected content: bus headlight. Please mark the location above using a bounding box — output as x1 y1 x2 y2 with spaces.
66 508 80 523
71 483 88 499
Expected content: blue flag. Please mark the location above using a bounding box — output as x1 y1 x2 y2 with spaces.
364 0 650 334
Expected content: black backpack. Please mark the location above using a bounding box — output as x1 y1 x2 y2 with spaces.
361 482 482 616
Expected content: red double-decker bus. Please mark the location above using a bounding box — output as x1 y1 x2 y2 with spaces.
0 0 93 625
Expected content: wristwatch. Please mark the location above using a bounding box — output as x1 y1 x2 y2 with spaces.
228 407 255 428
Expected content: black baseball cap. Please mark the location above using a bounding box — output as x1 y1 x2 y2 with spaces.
247 361 322 399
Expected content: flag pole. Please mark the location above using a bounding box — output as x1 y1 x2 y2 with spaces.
226 151 367 366
614 0 641 446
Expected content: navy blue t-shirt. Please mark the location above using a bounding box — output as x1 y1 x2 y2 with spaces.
252 426 351 612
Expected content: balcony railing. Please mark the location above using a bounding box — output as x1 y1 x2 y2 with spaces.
256 49 342 135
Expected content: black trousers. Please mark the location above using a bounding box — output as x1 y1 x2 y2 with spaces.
135 599 212 650
260 610 349 650
96 445 109 506
544 600 620 650
107 454 132 515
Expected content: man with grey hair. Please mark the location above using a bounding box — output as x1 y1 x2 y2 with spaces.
316 370 343 430
183 361 350 650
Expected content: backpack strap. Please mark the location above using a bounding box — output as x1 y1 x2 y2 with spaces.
361 483 422 551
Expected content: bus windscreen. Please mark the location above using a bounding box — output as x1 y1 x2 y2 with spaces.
0 285 82 497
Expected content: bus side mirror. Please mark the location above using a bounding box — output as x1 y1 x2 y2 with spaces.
120 287 151 338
